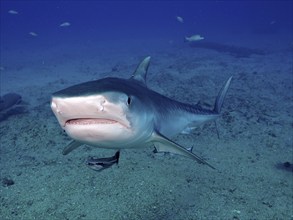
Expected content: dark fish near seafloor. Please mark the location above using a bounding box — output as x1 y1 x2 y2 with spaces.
0 93 26 122
87 151 120 171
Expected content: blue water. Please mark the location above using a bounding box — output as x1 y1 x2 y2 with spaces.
1 1 292 49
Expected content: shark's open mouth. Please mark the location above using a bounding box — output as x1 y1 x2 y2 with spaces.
65 118 131 130
62 116 133 145
66 118 118 126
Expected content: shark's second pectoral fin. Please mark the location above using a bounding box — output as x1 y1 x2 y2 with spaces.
151 132 215 169
62 140 83 155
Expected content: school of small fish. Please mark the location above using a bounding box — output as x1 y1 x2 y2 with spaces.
7 10 204 43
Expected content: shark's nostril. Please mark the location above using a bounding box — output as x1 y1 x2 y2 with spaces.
98 105 104 111
97 100 105 111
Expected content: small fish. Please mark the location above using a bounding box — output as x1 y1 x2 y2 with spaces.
29 32 38 37
87 151 120 171
176 16 184 23
8 10 18 15
185 34 204 42
59 22 71 27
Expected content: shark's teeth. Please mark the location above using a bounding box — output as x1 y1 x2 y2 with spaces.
66 118 117 125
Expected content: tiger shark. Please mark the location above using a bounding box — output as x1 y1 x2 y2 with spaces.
51 57 232 169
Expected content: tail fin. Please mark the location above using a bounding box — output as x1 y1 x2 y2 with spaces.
213 77 232 114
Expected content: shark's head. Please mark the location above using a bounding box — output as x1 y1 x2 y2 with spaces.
51 77 155 148
51 57 155 149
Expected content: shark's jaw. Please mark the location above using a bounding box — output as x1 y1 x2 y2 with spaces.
51 94 135 147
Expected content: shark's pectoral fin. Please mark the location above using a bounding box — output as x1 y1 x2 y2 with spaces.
62 140 83 155
151 132 215 169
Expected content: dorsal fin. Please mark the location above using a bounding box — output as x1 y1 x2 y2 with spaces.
130 56 151 86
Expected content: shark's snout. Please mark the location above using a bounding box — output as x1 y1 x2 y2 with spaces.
51 94 135 147
51 99 64 116
51 96 107 127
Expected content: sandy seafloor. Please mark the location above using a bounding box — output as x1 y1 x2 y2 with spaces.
0 36 292 220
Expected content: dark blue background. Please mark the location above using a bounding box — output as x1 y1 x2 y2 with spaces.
1 1 292 49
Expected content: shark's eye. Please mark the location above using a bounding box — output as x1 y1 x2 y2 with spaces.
127 96 132 106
